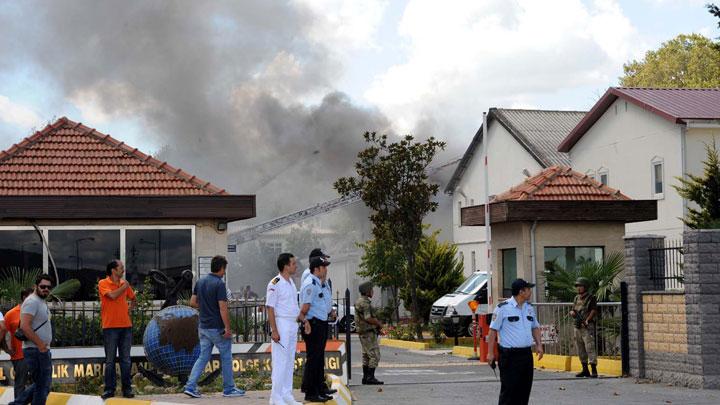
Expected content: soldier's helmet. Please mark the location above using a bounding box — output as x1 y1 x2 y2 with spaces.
574 277 590 288
359 281 374 296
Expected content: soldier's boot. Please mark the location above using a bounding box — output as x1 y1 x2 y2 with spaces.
362 365 369 384
364 368 384 385
590 364 598 378
575 363 590 378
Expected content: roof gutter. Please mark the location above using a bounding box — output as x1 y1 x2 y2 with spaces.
685 119 720 129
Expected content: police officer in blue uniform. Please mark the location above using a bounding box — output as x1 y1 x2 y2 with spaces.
298 256 333 403
487 279 544 405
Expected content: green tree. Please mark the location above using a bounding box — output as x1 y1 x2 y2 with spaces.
709 4 720 28
620 34 720 88
399 232 464 324
335 132 445 339
545 252 624 302
674 141 720 229
357 228 406 323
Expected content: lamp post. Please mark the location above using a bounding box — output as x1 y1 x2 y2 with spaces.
451 314 460 347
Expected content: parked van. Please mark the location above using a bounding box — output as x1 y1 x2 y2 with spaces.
429 271 488 337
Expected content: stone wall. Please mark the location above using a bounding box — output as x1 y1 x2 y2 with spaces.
642 292 687 354
625 230 720 389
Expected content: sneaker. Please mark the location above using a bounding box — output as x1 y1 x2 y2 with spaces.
183 388 202 398
223 388 246 397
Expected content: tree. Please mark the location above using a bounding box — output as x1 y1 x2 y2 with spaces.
620 34 720 88
399 232 464 324
335 132 445 339
357 227 406 324
674 141 720 229
545 252 624 302
709 3 720 28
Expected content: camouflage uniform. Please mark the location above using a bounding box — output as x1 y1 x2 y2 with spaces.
573 292 598 365
355 295 381 368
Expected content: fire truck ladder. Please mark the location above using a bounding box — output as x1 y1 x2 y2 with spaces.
231 158 460 245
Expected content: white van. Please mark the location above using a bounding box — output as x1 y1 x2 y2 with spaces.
429 271 488 337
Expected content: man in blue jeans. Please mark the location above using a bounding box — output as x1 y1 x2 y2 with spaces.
183 255 245 398
10 274 54 405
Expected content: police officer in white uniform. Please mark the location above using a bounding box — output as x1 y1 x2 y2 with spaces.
487 279 544 405
266 253 305 405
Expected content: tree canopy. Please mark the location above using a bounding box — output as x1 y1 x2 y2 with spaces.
620 34 720 88
335 132 445 339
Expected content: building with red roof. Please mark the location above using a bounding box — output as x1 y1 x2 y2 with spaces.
558 87 720 240
461 166 655 300
0 117 255 300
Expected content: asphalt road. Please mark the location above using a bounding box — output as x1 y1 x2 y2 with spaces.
347 336 720 404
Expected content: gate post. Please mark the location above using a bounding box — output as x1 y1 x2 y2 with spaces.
620 281 630 376
345 288 352 381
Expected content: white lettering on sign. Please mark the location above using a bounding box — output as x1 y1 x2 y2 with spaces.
540 324 558 344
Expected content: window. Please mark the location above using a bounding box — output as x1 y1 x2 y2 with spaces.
471 251 476 272
458 201 462 225
652 158 664 198
126 229 192 300
0 230 43 274
544 246 603 273
470 199 474 206
598 168 609 186
501 249 517 297
49 230 120 301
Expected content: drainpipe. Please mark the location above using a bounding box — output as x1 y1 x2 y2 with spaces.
530 221 538 299
680 125 688 230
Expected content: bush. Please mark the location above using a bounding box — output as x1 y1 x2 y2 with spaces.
385 323 419 341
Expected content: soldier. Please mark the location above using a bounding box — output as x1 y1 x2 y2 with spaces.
487 279 544 405
355 281 383 385
570 277 598 378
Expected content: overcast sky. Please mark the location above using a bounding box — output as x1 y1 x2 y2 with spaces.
0 0 716 192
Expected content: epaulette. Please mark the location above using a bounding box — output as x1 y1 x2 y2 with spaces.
271 277 280 285
497 301 508 307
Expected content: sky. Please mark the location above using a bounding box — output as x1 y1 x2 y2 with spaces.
0 0 716 210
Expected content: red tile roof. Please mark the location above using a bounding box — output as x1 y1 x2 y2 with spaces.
492 166 630 202
0 117 227 196
559 87 720 152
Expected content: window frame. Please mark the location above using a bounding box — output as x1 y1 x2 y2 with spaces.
0 224 196 281
651 157 664 199
598 167 609 186
543 246 604 274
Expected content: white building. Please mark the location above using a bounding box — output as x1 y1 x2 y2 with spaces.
558 88 720 240
445 108 586 276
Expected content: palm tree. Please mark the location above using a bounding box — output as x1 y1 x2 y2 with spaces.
545 251 624 302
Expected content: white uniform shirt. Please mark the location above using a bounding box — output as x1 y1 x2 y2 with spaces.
266 274 300 318
300 268 311 286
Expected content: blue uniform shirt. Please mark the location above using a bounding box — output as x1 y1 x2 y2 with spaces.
489 296 540 348
300 273 331 321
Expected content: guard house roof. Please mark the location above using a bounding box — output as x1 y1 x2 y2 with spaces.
445 108 585 194
558 87 720 152
461 166 656 225
0 117 255 221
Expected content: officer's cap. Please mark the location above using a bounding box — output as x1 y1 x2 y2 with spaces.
359 281 374 296
310 256 331 270
511 278 535 296
309 248 330 260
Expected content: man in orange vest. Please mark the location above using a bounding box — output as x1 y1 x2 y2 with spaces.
99 260 136 399
4 288 34 400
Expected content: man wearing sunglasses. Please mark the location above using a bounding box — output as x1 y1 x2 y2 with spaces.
9 274 53 405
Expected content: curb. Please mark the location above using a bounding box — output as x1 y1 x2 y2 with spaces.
534 354 622 376
323 374 353 405
451 346 477 358
0 388 174 405
379 338 430 350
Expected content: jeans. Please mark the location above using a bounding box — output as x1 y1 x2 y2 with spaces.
102 327 133 394
184 328 236 393
12 359 30 400
9 348 51 405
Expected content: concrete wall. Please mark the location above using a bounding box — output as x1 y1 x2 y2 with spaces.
490 221 625 302
452 119 544 276
569 99 684 239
